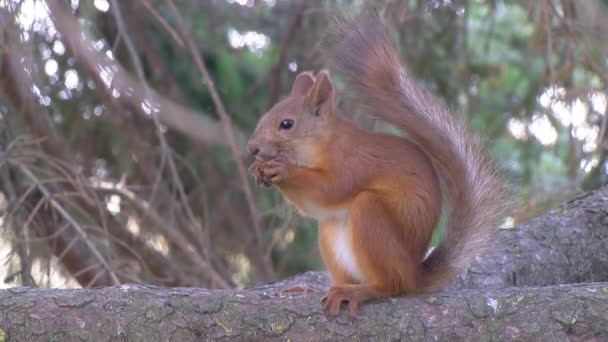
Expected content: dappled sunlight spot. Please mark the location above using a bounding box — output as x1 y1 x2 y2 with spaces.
13 0 52 32
127 216 140 235
276 228 295 249
89 178 125 190
98 65 114 88
535 86 604 148
591 92 607 114
82 107 92 120
571 99 587 127
44 59 58 76
52 40 65 55
31 84 41 97
58 89 70 100
20 31 30 41
40 96 51 107
0 231 81 288
123 87 134 97
499 216 515 229
228 253 252 289
550 100 570 126
507 117 528 140
227 27 269 57
0 238 20 289
227 0 253 7
64 69 80 90
147 234 169 256
94 105 103 116
105 49 114 60
581 157 599 173
285 229 295 244
141 100 153 115
93 39 105 52
31 258 81 289
539 86 571 126
106 194 121 215
538 86 566 108
93 0 109 12
0 241 17 287
139 100 160 116
530 114 557 146
567 99 600 151
29 84 51 107
288 61 298 72
581 126 598 153
226 0 275 7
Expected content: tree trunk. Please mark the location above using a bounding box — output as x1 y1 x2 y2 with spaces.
2 187 608 341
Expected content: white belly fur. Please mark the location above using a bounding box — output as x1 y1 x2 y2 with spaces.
289 197 365 282
332 220 366 283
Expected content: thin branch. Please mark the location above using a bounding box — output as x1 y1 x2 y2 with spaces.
266 0 308 109
89 178 231 288
164 0 274 279
110 0 214 266
138 0 185 48
18 165 121 285
45 0 247 150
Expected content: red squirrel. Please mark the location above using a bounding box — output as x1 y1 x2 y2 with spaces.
247 17 506 316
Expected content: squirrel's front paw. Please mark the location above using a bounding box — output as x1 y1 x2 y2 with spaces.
248 161 270 187
258 159 288 185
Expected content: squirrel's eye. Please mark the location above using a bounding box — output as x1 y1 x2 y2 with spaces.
279 119 294 130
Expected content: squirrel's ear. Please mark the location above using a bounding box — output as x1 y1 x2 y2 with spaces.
304 70 334 116
290 71 315 97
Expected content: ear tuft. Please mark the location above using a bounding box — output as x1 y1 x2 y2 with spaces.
305 70 334 115
290 71 315 97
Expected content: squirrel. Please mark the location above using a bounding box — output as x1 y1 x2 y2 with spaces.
247 16 506 316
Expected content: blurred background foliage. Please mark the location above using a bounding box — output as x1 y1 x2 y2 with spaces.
0 0 607 289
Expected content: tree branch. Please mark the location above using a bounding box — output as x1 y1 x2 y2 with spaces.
0 281 606 341
45 0 248 151
164 0 273 280
2 184 608 340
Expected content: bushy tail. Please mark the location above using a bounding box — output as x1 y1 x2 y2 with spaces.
329 16 507 291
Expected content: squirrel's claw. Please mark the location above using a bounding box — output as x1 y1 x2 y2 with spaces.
321 286 360 317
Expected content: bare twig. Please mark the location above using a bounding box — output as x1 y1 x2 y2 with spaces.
109 0 210 259
163 0 274 279
266 0 308 109
138 0 185 48
544 0 554 85
45 0 247 150
89 178 231 288
19 165 120 285
0 147 32 286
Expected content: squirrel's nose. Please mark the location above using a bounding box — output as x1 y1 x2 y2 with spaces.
247 141 259 156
